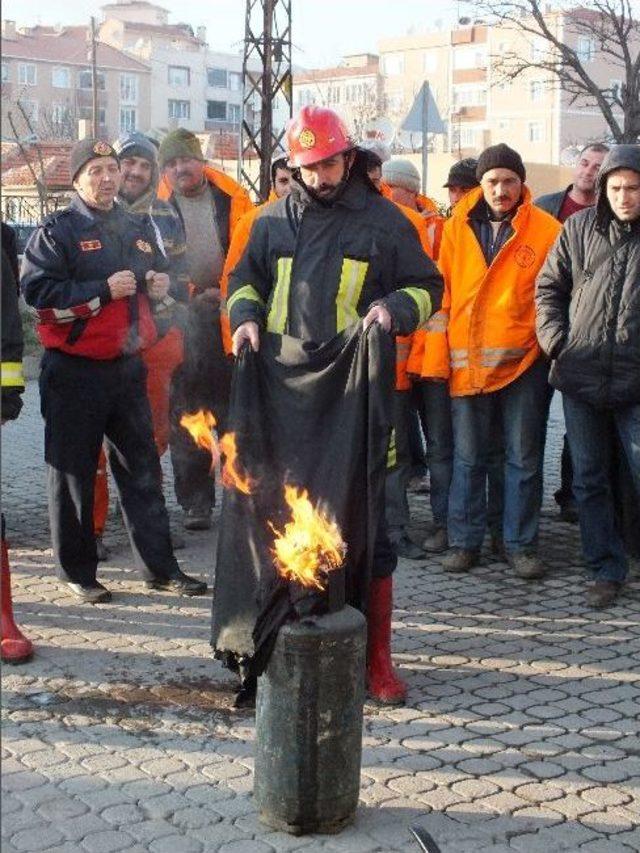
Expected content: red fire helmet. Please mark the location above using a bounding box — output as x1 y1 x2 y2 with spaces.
286 106 354 168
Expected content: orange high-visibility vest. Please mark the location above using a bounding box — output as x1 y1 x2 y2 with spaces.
411 185 561 395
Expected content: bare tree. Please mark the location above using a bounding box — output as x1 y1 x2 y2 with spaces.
38 103 79 141
467 0 640 143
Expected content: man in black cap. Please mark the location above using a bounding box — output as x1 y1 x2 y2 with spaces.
443 157 479 209
21 139 207 603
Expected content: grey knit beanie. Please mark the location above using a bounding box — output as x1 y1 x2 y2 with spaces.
382 158 421 194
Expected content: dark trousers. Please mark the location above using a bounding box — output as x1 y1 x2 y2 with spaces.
169 301 231 513
40 351 179 585
563 395 640 582
385 391 411 541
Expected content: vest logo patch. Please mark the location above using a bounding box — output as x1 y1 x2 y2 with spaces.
515 245 536 268
79 239 102 251
298 128 316 149
135 239 152 253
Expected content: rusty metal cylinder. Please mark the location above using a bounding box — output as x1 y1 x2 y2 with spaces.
254 604 367 835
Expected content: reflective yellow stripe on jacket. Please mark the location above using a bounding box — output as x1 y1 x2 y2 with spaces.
399 287 432 327
226 284 265 315
1 361 24 388
266 257 293 334
336 259 369 332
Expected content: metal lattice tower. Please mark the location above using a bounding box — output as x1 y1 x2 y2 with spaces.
240 0 293 201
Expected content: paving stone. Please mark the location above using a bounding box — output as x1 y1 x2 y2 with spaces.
80 831 133 852
148 835 203 853
10 826 65 852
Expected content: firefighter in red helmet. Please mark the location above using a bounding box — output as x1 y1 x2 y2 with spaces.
217 106 443 705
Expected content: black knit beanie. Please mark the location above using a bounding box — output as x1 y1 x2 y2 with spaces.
70 138 118 182
476 144 526 182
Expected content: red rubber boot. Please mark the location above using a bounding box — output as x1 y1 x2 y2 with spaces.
366 575 406 705
1 538 33 664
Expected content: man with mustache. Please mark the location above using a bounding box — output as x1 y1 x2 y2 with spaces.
89 132 190 560
437 144 561 579
157 129 252 532
21 139 207 603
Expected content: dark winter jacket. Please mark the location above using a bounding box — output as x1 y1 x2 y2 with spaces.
21 194 167 360
535 186 572 220
1 239 25 421
535 145 640 407
227 170 443 344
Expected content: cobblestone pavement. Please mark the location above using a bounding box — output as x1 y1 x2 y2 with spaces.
2 383 639 853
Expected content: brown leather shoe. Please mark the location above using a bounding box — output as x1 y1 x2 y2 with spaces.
507 552 546 580
423 527 448 553
586 581 622 609
442 548 480 573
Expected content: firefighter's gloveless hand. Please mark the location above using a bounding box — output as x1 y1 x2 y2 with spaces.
108 270 137 300
145 270 170 301
232 321 260 355
363 304 392 332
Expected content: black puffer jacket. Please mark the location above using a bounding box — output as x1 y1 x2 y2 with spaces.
535 145 640 407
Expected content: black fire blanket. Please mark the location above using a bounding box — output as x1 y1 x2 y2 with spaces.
210 322 395 677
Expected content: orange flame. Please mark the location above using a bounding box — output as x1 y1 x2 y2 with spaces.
179 409 219 473
219 433 255 495
271 485 346 590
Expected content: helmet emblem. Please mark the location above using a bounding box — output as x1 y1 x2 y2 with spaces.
93 141 113 156
298 128 316 149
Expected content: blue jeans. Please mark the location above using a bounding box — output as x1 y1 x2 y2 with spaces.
419 380 453 528
563 396 640 583
448 359 549 553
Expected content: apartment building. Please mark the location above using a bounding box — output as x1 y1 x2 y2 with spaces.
1 19 151 142
99 0 257 135
378 12 628 164
293 54 383 138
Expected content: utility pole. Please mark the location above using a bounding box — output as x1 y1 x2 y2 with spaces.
91 16 99 136
240 0 293 200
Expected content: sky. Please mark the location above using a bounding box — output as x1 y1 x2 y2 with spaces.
2 0 462 67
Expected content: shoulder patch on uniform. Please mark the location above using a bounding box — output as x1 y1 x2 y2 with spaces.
79 239 102 252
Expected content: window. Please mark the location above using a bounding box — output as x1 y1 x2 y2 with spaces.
460 126 477 148
610 78 623 102
453 45 487 70
385 90 404 112
327 85 341 105
423 51 438 73
78 69 106 89
576 36 596 62
453 85 486 108
229 71 242 92
168 99 190 119
19 99 38 123
296 87 315 106
120 107 137 133
18 63 36 86
207 67 227 88
50 103 69 124
383 53 404 76
51 66 70 88
79 106 106 125
120 74 138 105
168 66 190 86
228 103 241 125
528 121 544 142
207 100 227 120
531 39 546 63
1 62 8 83
497 119 511 131
530 81 544 102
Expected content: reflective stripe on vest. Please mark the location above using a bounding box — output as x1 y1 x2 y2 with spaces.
226 284 265 314
450 348 469 369
266 256 293 334
336 258 368 332
399 286 431 326
481 346 528 367
1 361 24 388
426 310 448 333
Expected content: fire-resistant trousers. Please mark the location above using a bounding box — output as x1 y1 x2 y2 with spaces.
385 391 412 542
40 350 180 585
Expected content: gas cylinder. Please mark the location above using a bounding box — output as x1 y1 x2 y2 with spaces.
254 604 366 835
